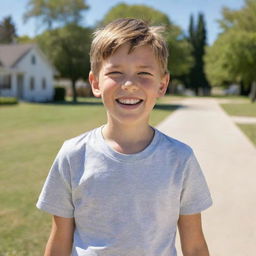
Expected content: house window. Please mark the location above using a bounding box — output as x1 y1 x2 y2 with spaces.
30 77 35 90
31 55 36 65
0 75 11 89
42 78 46 90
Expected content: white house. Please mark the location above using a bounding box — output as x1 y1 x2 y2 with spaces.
0 43 56 102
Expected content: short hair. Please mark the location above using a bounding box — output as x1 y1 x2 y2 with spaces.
90 18 169 76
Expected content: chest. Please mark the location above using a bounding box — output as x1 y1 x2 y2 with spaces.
71 152 183 215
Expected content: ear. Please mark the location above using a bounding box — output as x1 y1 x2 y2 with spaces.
89 71 101 98
158 73 170 97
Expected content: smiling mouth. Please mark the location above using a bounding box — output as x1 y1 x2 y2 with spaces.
116 98 143 105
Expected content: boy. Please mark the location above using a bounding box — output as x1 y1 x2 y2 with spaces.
37 18 212 256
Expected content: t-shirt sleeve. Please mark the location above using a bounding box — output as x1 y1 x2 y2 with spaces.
180 150 212 215
36 142 74 218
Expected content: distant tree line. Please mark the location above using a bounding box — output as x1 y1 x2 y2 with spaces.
1 0 255 101
205 0 256 101
0 16 16 43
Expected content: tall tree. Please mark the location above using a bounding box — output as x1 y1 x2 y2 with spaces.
205 0 256 99
205 29 256 97
24 0 90 102
0 16 16 43
99 3 193 91
23 0 89 30
36 24 91 102
187 13 210 95
100 3 170 26
218 0 256 33
187 15 197 91
188 15 196 47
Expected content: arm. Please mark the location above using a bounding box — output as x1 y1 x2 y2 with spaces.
178 213 210 256
44 215 75 256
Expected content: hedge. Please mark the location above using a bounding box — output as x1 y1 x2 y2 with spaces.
54 86 66 101
0 97 18 105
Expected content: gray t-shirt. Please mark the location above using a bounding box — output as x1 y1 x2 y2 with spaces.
37 126 212 256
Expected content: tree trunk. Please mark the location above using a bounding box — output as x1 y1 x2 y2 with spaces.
71 79 77 103
240 81 250 96
249 82 256 103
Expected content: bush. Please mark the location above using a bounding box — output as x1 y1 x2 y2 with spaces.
0 97 18 105
54 86 66 101
76 86 93 97
66 86 93 98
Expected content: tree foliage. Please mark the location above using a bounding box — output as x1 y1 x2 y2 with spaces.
24 0 90 102
187 13 210 95
205 0 256 97
36 24 91 102
16 35 35 43
23 0 89 30
218 0 256 33
99 3 193 85
100 3 170 26
205 30 256 87
0 16 16 43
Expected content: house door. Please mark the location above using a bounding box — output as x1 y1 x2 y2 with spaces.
17 74 24 99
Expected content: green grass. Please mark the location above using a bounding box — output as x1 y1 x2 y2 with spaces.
238 124 256 146
220 98 256 146
0 96 178 256
221 102 256 117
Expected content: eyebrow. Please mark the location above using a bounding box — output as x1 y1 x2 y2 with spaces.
136 65 156 73
136 65 154 69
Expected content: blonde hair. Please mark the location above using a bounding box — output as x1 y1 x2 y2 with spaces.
90 18 169 76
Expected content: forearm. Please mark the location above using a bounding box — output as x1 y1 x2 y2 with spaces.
44 232 73 256
182 244 210 256
44 216 74 256
178 214 210 256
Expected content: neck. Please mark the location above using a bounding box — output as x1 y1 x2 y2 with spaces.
102 121 154 154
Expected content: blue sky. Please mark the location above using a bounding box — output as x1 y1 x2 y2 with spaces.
0 0 245 44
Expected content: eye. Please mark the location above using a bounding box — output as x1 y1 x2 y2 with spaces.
138 72 153 76
106 71 122 75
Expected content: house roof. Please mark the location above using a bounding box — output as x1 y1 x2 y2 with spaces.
0 43 35 68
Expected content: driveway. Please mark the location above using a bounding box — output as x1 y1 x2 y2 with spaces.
157 97 256 256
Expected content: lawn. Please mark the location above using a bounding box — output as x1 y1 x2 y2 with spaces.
221 102 256 117
220 98 256 146
0 96 178 256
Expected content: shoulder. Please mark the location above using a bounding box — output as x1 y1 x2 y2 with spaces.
155 128 193 160
58 127 99 159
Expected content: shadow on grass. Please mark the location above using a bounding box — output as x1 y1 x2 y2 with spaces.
154 103 185 111
37 100 104 106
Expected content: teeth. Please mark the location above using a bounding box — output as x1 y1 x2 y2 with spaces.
117 99 141 105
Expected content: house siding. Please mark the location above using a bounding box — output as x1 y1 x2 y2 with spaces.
15 48 54 102
0 45 55 102
0 71 16 97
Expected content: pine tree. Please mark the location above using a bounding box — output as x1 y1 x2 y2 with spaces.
0 16 16 43
188 15 197 92
187 13 210 95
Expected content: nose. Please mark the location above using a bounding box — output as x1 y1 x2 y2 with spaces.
121 80 138 93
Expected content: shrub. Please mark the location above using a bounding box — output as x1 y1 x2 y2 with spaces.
76 86 93 97
66 86 93 98
54 86 66 101
0 97 18 105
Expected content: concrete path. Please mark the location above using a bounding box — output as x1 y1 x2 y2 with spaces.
231 116 256 124
157 98 256 256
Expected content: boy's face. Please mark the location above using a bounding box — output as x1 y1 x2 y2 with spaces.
89 43 169 126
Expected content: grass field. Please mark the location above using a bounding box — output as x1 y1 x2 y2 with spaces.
0 96 178 256
220 102 256 117
220 98 256 146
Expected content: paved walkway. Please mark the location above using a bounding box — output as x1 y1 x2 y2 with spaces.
157 98 256 256
231 116 256 124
